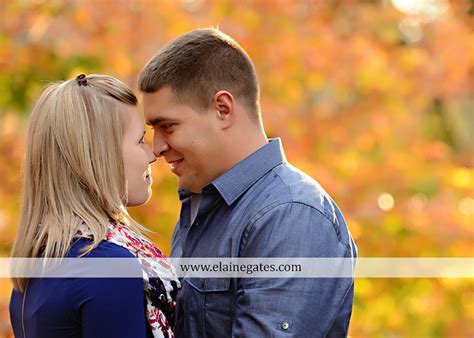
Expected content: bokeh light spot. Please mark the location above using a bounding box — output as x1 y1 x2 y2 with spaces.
458 197 474 216
378 193 395 211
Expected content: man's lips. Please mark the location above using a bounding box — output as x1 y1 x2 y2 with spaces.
167 159 183 173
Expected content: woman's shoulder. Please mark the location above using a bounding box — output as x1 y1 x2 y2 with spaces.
68 238 135 258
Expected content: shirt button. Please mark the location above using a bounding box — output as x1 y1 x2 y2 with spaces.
281 322 289 330
199 279 205 288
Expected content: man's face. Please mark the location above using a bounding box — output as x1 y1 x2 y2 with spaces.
143 87 222 193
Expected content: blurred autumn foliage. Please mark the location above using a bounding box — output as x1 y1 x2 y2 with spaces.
0 0 473 336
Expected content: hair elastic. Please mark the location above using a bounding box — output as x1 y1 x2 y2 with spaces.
76 74 88 86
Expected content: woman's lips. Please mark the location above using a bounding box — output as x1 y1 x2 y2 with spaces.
145 175 152 185
144 171 152 184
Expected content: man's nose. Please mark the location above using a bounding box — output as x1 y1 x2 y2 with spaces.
153 136 170 157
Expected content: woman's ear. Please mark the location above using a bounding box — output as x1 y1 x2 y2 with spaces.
212 91 234 129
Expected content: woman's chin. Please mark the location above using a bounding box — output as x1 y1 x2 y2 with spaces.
126 191 152 207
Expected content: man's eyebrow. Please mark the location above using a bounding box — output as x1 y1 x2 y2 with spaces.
147 116 178 126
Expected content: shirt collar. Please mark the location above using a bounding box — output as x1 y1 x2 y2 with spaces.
211 138 286 205
178 189 193 201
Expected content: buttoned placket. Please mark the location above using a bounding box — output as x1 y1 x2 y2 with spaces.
178 194 192 250
179 186 221 257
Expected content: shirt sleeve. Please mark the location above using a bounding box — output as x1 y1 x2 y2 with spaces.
232 202 355 337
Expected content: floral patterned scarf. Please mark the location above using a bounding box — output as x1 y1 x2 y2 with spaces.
77 221 180 338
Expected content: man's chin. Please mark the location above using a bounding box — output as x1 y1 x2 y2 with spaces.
178 180 203 193
177 179 190 191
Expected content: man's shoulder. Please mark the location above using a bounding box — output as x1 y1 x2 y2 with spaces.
249 162 338 221
274 163 328 200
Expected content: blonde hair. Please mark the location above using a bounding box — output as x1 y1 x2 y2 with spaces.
11 74 144 291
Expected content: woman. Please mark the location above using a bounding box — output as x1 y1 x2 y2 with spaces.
9 74 180 338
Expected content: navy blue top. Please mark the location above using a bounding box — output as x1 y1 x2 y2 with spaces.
10 238 152 338
172 138 357 337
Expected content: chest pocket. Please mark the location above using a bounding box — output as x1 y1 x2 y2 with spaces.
186 277 230 292
185 277 233 337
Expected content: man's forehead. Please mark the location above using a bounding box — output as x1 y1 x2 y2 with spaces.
142 88 202 125
142 92 174 124
143 107 181 123
142 86 175 105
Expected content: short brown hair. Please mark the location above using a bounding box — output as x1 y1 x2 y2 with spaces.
138 28 260 120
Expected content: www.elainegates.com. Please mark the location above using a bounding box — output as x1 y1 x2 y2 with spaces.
179 261 302 275
2 257 473 278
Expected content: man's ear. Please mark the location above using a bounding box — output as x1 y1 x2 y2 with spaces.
212 91 234 129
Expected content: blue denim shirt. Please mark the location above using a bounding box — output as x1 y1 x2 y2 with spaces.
171 138 357 338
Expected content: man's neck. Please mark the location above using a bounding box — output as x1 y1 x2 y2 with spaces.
222 128 269 173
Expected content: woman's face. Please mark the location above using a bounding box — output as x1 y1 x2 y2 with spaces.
121 105 156 206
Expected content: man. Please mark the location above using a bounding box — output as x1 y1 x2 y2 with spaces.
138 28 357 337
